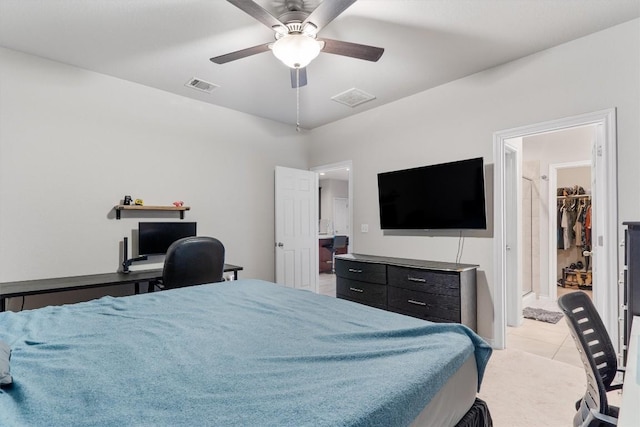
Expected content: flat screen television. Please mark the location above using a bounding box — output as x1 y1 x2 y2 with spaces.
377 157 487 230
138 222 197 255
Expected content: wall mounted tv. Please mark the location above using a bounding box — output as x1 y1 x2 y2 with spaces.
377 157 487 230
138 222 197 255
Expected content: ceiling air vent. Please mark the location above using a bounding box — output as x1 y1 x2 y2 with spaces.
185 78 219 94
331 88 376 108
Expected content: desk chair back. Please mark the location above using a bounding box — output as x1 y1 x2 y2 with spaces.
322 235 348 273
163 236 225 289
558 291 619 427
333 235 348 250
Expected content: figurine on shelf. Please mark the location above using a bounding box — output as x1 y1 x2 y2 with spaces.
123 195 132 206
134 199 144 206
173 201 184 207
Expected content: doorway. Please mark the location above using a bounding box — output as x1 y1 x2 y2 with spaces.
508 132 595 364
493 109 618 353
311 161 353 297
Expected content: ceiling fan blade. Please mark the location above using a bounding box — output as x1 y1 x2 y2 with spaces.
290 67 308 88
319 38 384 62
210 43 272 64
227 0 287 33
303 0 357 33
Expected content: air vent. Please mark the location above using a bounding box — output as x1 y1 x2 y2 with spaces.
331 88 376 108
185 78 219 94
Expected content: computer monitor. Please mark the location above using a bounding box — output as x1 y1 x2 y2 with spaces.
138 222 197 256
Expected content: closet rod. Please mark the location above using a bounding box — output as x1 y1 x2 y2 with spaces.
557 194 591 199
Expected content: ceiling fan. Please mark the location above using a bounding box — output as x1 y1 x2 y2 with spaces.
210 0 384 88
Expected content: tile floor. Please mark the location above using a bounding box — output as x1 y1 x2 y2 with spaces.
508 287 592 369
318 272 337 297
318 272 585 368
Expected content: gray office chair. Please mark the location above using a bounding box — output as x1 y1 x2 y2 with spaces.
322 235 348 273
161 236 225 289
558 291 622 427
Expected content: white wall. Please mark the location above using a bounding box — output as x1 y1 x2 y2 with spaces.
1 19 638 336
307 19 640 341
0 47 309 310
557 167 591 191
319 178 348 230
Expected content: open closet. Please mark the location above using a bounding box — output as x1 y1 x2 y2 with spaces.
557 185 592 291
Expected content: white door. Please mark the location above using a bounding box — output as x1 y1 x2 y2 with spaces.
275 166 318 291
333 197 349 235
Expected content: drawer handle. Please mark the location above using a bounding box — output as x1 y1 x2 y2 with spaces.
408 299 426 306
349 287 364 293
348 268 363 273
407 276 426 283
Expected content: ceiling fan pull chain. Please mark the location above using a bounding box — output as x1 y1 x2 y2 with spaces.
296 68 300 132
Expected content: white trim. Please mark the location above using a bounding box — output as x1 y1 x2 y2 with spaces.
505 142 523 327
493 109 618 350
493 135 508 348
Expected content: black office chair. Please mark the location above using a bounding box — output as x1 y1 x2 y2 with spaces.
557 291 623 427
322 235 348 273
161 236 225 290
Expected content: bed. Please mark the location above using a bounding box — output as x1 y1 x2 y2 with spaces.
0 279 492 426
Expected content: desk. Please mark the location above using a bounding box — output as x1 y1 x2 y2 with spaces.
0 264 243 312
618 315 640 426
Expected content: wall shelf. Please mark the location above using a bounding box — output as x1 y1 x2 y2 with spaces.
114 205 190 220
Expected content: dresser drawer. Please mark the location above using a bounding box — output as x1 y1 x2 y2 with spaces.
387 265 460 296
337 277 387 308
335 259 387 285
387 286 460 322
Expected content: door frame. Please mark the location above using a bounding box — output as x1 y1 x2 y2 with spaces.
504 141 523 327
493 108 618 350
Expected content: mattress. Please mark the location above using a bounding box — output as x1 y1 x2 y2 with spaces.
0 279 491 426
411 354 477 426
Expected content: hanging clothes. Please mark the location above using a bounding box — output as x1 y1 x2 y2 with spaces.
558 202 565 250
585 203 592 247
574 199 585 247
557 188 591 250
561 205 571 249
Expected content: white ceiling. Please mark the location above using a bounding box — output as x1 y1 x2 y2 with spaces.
319 168 349 181
1 0 638 130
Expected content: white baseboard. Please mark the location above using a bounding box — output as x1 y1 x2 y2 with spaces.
522 292 537 307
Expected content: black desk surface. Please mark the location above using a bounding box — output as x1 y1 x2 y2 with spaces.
0 264 243 298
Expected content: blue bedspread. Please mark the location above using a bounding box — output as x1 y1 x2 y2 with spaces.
0 279 491 427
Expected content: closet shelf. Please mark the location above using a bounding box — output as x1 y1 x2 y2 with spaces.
114 205 191 220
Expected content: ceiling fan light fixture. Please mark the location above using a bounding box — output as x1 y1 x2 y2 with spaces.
271 34 323 69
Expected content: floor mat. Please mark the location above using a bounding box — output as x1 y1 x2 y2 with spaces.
523 307 564 324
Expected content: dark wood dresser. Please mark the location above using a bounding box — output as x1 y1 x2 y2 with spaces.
623 222 640 364
335 254 478 331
